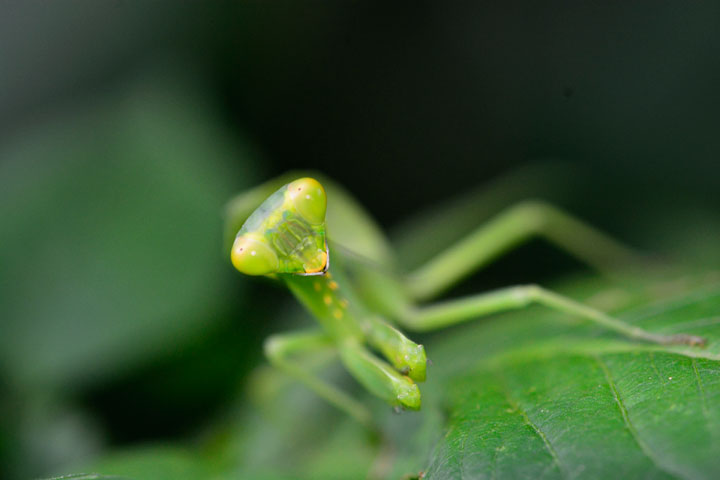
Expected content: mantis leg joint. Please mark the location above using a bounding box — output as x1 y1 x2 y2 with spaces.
509 284 543 305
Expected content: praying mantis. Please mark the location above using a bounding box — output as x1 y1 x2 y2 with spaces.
224 173 705 430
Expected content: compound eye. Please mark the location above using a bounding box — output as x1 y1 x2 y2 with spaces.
288 178 327 225
231 235 279 276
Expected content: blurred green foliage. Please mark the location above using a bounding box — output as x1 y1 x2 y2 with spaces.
2 2 720 479
2 65 720 480
0 70 258 478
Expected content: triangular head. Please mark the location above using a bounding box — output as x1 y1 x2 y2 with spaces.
231 178 329 276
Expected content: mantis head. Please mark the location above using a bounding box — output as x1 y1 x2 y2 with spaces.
231 178 329 276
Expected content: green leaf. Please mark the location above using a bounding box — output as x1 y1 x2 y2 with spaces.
419 275 720 479
0 71 255 393
80 446 220 480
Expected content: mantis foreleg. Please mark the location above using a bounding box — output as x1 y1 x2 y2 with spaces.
360 314 426 382
265 329 425 428
337 340 421 411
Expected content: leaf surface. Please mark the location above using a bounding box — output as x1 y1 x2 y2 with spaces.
420 276 720 479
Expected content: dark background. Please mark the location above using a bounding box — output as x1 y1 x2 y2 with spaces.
1 2 719 478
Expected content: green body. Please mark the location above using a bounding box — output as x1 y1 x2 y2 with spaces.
227 173 705 428
231 177 425 411
285 251 428 408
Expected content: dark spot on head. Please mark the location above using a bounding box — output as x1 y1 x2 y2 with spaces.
297 187 302 191
563 86 574 98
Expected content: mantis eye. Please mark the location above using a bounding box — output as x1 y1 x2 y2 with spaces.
287 178 327 225
231 235 279 276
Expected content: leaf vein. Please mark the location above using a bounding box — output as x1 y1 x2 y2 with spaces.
691 357 710 422
648 352 667 391
595 355 684 480
459 426 467 480
499 384 565 478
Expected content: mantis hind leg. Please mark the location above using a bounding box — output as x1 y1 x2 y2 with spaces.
396 284 706 346
391 198 706 345
405 200 646 301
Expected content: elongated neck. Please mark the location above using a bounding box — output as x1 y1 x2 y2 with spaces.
283 260 364 342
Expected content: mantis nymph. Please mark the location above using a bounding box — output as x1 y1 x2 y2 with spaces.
225 174 705 429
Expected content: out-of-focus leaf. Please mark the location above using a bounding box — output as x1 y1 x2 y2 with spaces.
81 446 220 480
0 70 255 392
222 364 377 479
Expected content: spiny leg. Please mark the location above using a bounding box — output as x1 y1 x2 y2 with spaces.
263 329 375 429
405 200 645 301
360 314 427 382
337 339 422 411
397 284 706 346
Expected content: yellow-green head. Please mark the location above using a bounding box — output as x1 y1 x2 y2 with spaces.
231 178 329 276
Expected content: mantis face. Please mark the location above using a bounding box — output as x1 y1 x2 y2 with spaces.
231 178 329 276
